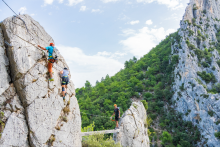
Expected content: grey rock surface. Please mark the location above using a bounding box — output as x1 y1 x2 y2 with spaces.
0 14 81 147
172 0 220 146
114 102 150 147
0 26 10 96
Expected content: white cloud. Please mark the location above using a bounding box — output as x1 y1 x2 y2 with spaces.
58 0 64 3
120 27 175 57
164 13 180 21
118 14 129 20
97 51 112 56
57 45 124 88
101 0 120 3
91 9 101 13
18 7 27 14
97 51 127 58
136 0 184 10
121 29 136 36
80 6 87 11
49 12 52 15
30 14 35 16
145 19 153 25
43 0 54 5
68 0 83 6
130 20 140 25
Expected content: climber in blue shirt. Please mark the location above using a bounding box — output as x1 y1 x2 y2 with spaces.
38 43 56 81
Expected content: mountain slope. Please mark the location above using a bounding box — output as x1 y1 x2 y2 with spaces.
172 0 220 146
77 0 220 146
76 31 201 146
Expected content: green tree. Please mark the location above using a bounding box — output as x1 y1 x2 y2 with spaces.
161 131 173 146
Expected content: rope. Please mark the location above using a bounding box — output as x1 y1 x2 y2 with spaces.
2 0 18 16
80 112 110 118
2 0 39 44
2 0 30 38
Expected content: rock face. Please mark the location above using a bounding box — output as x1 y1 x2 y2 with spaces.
172 0 220 146
114 102 150 147
0 14 81 147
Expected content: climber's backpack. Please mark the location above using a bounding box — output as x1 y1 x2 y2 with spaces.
48 48 59 63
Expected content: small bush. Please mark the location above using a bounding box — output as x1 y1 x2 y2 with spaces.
186 40 196 50
213 83 220 93
189 30 194 36
63 116 68 122
141 100 148 111
201 62 209 68
48 135 56 146
63 106 70 114
55 126 60 130
208 110 214 117
215 132 220 139
179 83 185 91
217 60 220 67
192 18 196 24
197 71 217 83
82 123 121 147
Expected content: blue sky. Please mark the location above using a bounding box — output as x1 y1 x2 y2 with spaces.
0 0 189 88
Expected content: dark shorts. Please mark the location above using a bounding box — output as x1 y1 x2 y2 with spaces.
115 116 119 121
62 77 69 85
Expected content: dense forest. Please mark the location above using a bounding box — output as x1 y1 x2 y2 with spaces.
76 31 201 146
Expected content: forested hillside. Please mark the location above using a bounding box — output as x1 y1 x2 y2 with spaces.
76 31 201 146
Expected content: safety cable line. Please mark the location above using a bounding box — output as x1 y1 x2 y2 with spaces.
2 0 37 43
2 0 54 48
80 112 111 118
2 0 18 16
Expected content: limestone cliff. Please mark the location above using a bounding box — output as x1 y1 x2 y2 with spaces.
172 0 220 146
114 102 150 147
0 14 81 147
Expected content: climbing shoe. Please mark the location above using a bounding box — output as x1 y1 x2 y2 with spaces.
63 97 65 100
49 78 54 81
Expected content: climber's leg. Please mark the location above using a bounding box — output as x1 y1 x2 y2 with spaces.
62 77 68 100
115 116 119 128
62 85 65 98
48 61 54 81
65 77 69 96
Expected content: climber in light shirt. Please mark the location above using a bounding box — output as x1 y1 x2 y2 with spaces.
60 68 70 100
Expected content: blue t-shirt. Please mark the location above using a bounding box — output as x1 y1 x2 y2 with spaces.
45 46 54 59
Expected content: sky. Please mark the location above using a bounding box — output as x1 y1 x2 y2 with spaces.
0 0 190 88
